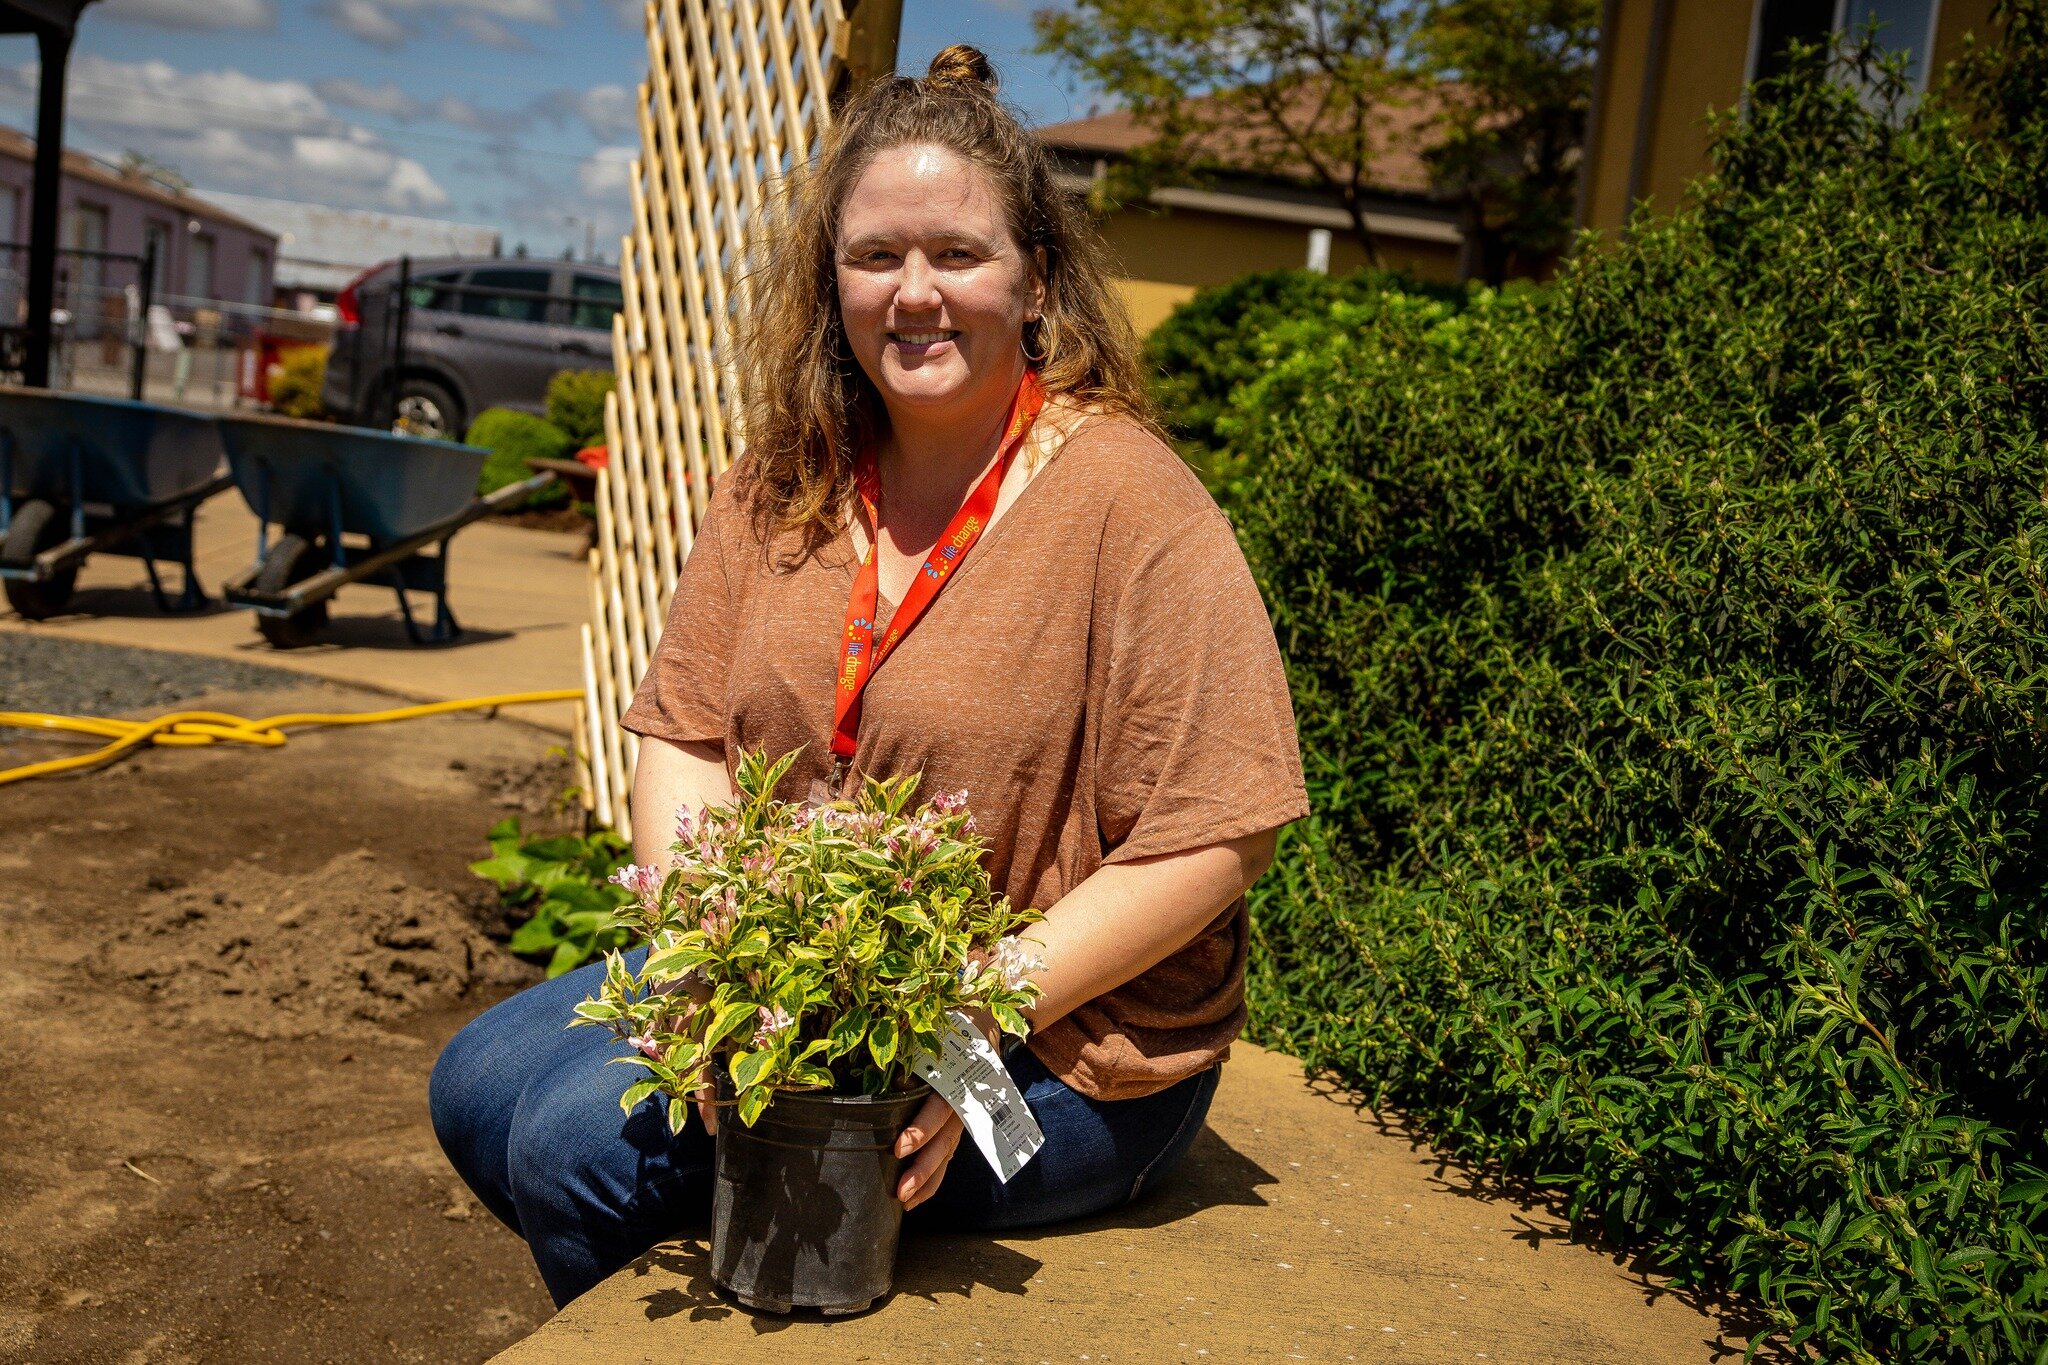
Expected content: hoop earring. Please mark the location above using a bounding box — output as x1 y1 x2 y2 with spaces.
1022 315 1055 365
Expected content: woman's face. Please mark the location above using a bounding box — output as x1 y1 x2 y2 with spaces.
835 142 1043 426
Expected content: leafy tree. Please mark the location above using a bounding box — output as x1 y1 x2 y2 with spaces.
1033 0 1424 266
1032 0 1598 275
1416 0 1600 279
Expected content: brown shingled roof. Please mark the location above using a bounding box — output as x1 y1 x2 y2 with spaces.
1036 81 1448 198
0 123 278 241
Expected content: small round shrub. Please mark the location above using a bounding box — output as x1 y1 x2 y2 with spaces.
268 344 328 421
465 407 572 510
545 368 616 449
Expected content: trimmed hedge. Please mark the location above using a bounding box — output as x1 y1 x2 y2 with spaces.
1223 17 2048 1363
1144 268 1467 503
466 408 572 510
545 367 616 449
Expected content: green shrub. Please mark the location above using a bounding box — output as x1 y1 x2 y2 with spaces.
465 407 572 510
1143 268 1467 502
1223 19 2048 1362
545 367 616 449
269 344 327 420
470 817 633 975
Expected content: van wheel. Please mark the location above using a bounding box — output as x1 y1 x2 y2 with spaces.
392 377 462 440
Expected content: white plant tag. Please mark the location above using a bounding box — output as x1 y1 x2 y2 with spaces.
908 1009 1044 1183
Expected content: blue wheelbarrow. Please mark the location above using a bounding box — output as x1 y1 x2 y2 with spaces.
0 386 232 620
216 412 555 648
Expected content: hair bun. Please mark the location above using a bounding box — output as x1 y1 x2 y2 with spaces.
926 44 997 93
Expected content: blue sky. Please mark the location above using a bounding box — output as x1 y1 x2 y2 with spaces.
0 0 1103 260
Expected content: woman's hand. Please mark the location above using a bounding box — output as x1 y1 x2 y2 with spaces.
894 1092 960 1210
894 1007 1000 1210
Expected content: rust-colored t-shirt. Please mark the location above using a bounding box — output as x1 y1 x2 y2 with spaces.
620 414 1309 1101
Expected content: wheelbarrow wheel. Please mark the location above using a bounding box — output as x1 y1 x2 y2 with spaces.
2 499 78 620
253 533 331 649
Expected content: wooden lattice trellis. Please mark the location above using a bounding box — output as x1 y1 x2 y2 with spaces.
578 0 900 837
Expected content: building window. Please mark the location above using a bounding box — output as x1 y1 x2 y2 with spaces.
190 231 216 299
143 220 172 298
62 202 109 315
0 184 19 242
245 247 269 306
1842 0 1940 89
1748 0 1942 92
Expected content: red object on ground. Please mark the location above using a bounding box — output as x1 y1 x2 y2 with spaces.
238 333 290 403
574 445 608 471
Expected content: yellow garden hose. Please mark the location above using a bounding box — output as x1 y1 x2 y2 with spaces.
0 688 583 787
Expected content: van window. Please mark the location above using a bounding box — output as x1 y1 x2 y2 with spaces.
461 268 552 323
404 270 462 311
568 274 623 330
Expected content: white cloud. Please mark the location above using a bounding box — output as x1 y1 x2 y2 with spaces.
316 0 555 47
320 0 409 46
99 0 274 30
430 95 497 130
576 146 636 199
530 84 637 143
448 12 526 46
26 55 330 137
432 0 556 23
576 85 636 141
316 77 424 120
0 56 450 215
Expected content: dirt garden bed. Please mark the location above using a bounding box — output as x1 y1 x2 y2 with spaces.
0 642 577 1362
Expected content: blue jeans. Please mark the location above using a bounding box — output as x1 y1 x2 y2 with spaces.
429 946 1221 1307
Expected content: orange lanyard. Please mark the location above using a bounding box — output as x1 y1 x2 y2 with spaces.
830 369 1045 767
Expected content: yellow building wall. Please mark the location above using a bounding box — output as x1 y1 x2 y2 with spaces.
1932 0 1999 73
1581 0 2005 236
1580 0 1658 235
1639 3 1753 214
1093 206 1463 336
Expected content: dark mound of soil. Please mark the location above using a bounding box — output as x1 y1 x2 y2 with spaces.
97 848 531 1041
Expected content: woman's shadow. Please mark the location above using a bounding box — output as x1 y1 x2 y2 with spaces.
627 1125 1274 1331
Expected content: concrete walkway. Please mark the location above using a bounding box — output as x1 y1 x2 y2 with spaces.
0 487 590 734
498 1044 1748 1364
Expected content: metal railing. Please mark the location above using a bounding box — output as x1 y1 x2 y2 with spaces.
0 240 333 412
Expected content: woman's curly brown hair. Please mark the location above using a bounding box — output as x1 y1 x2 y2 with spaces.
728 43 1152 548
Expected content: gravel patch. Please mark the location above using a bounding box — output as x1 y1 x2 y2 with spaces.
0 634 304 716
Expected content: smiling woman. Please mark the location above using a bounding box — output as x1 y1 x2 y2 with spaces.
430 43 1310 1311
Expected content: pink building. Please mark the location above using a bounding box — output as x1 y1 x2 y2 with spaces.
0 123 277 340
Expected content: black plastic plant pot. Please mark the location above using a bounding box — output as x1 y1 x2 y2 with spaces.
710 1081 932 1315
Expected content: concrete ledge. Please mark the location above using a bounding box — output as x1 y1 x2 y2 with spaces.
495 1044 1746 1363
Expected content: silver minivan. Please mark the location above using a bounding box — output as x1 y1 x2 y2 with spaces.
321 256 623 440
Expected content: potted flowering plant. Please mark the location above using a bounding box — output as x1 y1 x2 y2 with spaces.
572 746 1044 1314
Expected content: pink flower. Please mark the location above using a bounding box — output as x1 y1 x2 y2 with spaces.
899 876 914 893
608 863 661 904
931 788 969 816
697 886 738 943
750 1004 794 1047
625 1032 662 1060
990 935 1046 991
